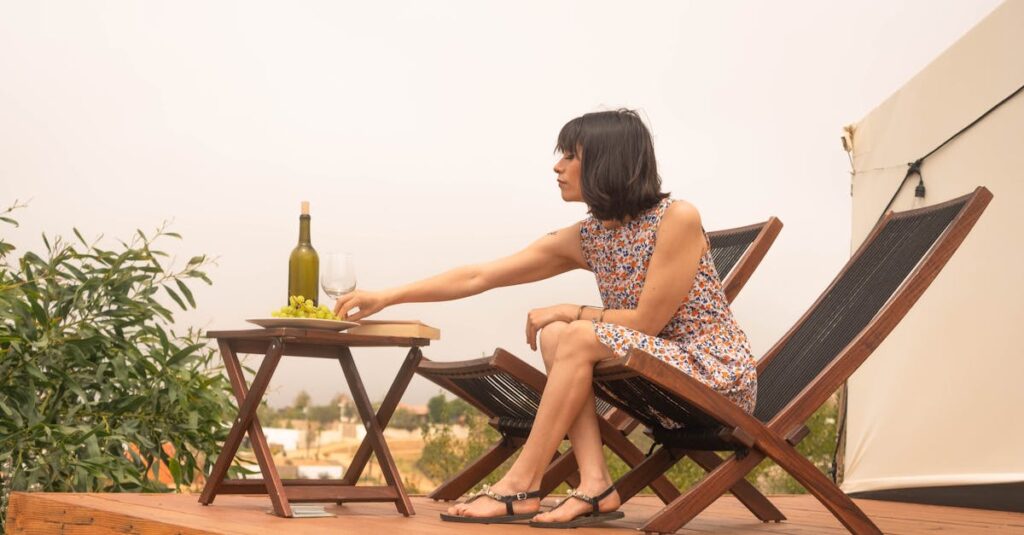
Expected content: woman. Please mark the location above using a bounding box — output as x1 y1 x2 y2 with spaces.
333 109 757 528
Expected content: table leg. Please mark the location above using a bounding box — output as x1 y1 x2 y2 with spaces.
220 339 292 517
339 347 422 486
337 346 421 516
199 338 291 517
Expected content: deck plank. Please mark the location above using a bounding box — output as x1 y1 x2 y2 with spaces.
7 492 1024 534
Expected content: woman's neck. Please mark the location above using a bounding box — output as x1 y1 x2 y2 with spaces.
599 215 634 230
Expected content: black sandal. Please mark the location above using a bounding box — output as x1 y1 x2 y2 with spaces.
439 484 543 524
529 486 624 529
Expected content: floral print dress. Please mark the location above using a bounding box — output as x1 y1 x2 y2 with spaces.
580 197 758 414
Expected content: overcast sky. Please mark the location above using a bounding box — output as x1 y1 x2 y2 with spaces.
0 1 1002 407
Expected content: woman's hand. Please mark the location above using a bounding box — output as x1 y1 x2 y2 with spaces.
525 304 578 351
333 289 392 322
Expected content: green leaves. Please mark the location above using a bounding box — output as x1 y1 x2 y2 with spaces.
174 279 195 308
167 343 205 367
0 207 237 528
164 285 188 310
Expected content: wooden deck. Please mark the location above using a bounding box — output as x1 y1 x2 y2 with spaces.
7 491 1024 534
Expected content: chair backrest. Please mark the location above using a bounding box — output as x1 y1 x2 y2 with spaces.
753 188 992 425
708 218 783 303
708 226 762 276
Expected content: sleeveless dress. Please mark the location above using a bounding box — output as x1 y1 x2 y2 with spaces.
579 197 758 414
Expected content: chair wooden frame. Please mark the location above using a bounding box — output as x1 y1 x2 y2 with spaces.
592 188 992 534
418 217 783 511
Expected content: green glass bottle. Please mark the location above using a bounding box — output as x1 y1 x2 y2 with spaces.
288 201 319 306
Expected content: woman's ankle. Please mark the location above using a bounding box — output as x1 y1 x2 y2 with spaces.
576 474 614 492
496 473 539 493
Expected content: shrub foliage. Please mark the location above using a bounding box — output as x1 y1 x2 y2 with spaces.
0 203 237 526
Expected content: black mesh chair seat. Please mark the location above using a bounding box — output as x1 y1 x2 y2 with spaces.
417 351 542 423
593 370 745 451
594 397 614 415
650 427 741 452
495 416 538 438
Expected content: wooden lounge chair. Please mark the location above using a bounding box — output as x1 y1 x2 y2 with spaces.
417 217 783 506
591 188 992 534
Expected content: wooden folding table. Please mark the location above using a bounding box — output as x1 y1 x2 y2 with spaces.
198 328 430 517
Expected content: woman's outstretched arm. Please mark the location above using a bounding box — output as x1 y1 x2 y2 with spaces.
333 222 587 320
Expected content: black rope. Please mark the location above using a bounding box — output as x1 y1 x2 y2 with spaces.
875 81 1024 220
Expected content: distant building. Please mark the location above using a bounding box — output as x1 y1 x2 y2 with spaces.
297 464 345 479
397 403 429 417
262 427 303 452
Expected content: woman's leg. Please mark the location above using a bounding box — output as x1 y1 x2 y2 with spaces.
453 320 620 519
533 321 620 522
538 322 613 488
449 321 611 516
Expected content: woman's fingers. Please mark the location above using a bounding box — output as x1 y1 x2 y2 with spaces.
349 305 373 322
347 296 384 322
526 313 537 351
338 296 360 320
528 311 548 351
333 292 355 316
525 313 530 345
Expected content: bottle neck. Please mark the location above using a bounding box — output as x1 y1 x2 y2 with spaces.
298 215 311 244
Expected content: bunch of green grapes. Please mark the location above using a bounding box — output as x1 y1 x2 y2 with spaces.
271 295 340 320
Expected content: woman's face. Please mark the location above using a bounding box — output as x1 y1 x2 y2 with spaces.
553 148 583 202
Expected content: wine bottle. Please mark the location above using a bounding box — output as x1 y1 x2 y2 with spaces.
288 201 319 306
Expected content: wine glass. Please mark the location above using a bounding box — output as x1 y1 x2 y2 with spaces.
320 252 357 307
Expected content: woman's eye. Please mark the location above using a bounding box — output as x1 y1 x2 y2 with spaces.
565 154 575 160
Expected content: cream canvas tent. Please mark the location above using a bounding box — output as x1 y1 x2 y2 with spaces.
840 0 1023 511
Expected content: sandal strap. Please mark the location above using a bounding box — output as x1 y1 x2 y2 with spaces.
554 484 617 514
592 485 617 503
463 484 542 516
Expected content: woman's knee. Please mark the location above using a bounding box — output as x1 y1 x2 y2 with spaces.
539 321 570 370
564 320 598 342
553 320 602 363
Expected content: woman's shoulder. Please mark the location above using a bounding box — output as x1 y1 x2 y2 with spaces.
661 198 701 226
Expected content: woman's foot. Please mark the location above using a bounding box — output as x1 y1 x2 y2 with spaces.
532 481 621 523
446 480 542 519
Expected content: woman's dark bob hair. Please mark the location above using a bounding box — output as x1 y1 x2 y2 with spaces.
556 109 669 222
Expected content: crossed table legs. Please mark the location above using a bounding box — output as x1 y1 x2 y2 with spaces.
198 337 423 517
